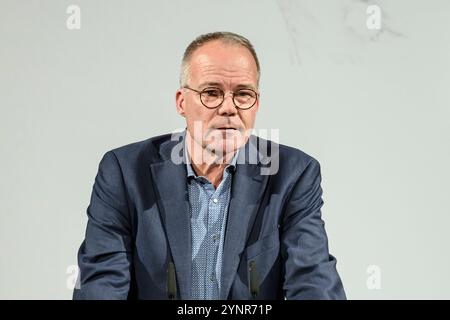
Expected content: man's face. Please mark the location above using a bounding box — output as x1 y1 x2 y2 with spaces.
176 40 260 159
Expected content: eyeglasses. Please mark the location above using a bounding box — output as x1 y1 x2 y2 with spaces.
183 86 259 110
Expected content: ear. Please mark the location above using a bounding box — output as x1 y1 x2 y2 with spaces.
175 89 186 117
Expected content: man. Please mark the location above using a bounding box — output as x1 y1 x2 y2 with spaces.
73 32 346 300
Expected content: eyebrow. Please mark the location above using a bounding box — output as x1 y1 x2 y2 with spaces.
198 82 257 91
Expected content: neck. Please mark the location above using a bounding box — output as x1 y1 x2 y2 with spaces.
186 134 236 189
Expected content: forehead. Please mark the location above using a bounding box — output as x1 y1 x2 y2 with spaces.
188 40 258 88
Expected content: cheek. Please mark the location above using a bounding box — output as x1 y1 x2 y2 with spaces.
241 111 257 128
185 105 214 128
184 99 202 120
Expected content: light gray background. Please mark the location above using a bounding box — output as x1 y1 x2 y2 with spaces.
1 0 449 299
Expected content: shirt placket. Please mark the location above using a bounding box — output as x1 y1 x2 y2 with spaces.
205 182 222 299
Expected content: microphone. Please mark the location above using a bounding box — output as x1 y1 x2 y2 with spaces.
167 261 177 300
249 260 259 299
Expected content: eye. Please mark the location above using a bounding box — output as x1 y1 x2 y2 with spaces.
236 90 255 98
202 88 222 98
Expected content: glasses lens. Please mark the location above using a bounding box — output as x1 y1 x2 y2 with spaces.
200 88 223 108
234 89 257 109
199 87 258 109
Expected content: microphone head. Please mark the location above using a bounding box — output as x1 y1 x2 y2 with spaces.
249 260 259 299
167 261 177 300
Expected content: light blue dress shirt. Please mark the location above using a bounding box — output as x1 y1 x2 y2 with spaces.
185 144 238 299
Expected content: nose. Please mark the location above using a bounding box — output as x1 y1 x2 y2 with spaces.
217 92 237 116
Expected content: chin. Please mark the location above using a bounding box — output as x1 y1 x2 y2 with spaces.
204 137 241 158
205 140 234 155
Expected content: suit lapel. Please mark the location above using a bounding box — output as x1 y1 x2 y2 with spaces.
149 133 192 299
220 138 270 299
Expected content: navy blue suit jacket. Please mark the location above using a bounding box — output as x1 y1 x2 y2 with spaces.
73 132 346 299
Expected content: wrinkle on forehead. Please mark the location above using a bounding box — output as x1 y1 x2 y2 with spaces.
196 66 255 88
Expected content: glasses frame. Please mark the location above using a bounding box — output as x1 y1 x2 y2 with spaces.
183 86 259 110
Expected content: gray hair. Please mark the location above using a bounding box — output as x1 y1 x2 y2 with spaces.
179 31 260 88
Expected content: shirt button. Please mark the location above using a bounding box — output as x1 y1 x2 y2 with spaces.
212 198 218 203
212 234 219 242
210 273 216 282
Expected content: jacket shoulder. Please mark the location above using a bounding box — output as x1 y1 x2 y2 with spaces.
103 133 173 165
257 136 320 170
279 142 319 168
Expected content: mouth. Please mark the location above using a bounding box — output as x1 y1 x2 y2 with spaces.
216 127 236 130
214 126 238 131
